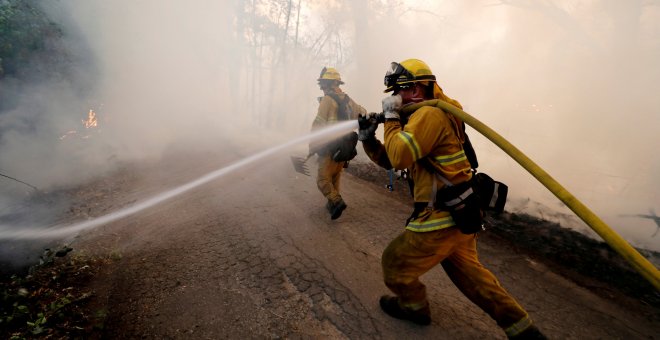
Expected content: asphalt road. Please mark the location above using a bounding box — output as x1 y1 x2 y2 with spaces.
69 149 659 339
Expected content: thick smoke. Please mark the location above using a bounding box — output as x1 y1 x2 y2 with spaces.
0 2 317 202
347 1 660 251
0 1 658 253
0 0 322 268
435 1 660 251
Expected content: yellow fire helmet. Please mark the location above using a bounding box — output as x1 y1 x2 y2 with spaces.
384 58 464 111
318 67 344 84
383 58 436 93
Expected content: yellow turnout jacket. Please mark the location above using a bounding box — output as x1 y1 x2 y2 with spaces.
310 89 366 153
362 97 473 232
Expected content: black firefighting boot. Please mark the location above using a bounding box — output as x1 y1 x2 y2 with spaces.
379 295 431 326
328 198 347 220
508 325 547 340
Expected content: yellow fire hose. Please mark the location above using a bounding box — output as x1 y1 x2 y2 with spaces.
403 99 660 291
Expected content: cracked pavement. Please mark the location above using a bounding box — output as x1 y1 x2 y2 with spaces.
70 150 659 339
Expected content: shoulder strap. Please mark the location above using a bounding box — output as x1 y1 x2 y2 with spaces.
326 93 351 121
418 157 452 208
436 106 481 170
462 124 479 169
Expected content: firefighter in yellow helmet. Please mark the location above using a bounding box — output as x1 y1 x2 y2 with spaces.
357 59 547 339
309 67 367 219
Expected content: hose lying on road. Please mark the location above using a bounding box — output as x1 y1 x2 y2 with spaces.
402 99 660 291
0 172 38 191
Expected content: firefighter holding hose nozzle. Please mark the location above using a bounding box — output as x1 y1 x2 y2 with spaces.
358 59 546 339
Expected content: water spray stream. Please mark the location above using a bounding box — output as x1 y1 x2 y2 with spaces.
0 121 358 240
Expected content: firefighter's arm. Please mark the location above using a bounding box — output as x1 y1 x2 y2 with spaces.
349 99 368 120
311 96 334 130
309 96 334 154
383 121 412 170
383 107 443 170
361 138 393 170
357 113 392 169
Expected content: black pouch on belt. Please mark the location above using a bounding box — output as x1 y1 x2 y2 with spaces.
436 180 484 234
331 132 358 162
473 172 508 213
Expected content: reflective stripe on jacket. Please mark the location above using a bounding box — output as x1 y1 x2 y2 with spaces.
363 105 472 232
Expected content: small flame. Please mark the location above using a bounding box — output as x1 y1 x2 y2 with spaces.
59 108 101 140
82 109 98 128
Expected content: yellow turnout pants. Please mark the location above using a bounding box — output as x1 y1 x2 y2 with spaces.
382 227 531 332
316 154 345 203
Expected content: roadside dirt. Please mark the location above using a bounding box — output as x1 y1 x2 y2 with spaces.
2 148 659 339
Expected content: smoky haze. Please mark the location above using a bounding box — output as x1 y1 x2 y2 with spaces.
0 1 658 252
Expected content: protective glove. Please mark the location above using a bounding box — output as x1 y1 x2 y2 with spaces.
382 94 402 120
357 112 382 141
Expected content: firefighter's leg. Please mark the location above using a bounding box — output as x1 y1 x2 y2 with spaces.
316 155 343 203
382 229 456 309
441 235 537 338
317 155 347 219
331 161 344 194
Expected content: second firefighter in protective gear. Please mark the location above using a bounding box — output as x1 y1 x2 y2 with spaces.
359 59 546 339
310 67 367 220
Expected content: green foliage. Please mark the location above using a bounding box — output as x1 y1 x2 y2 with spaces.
0 0 61 77
0 246 111 338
